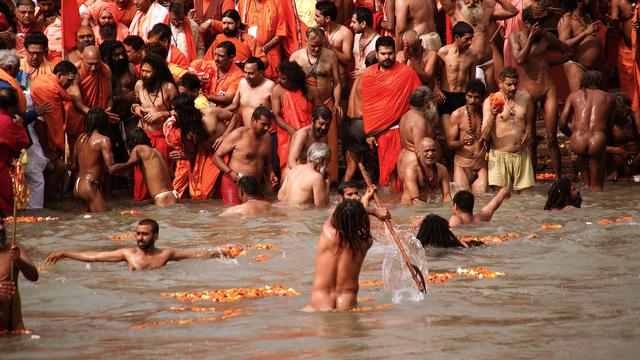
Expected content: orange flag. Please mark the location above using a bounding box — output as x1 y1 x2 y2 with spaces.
61 0 82 54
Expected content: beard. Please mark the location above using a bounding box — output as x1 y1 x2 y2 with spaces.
380 59 394 68
460 1 483 26
312 127 327 140
142 76 160 92
99 23 117 41
110 58 129 76
423 103 438 123
222 28 238 37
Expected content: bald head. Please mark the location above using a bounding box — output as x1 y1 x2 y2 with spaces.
418 137 436 149
402 30 420 50
417 137 437 164
82 46 102 73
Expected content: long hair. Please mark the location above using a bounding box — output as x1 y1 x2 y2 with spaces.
83 108 110 140
331 200 371 254
416 214 465 248
544 178 574 210
278 60 307 96
171 93 208 145
99 40 129 87
141 54 175 88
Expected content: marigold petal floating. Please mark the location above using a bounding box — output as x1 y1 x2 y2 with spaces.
252 254 271 262
541 224 562 230
359 280 384 287
3 216 59 223
160 285 300 303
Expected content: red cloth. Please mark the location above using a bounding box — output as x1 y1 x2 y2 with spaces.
276 89 313 170
281 0 308 58
116 3 137 27
180 17 197 62
61 0 82 54
361 62 421 135
204 33 266 64
30 73 71 152
79 62 112 108
89 0 121 23
163 117 190 198
376 127 401 189
190 147 223 199
221 174 241 205
168 44 190 70
133 128 171 201
0 112 29 213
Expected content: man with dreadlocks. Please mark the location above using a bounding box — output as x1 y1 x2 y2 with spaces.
415 214 484 248
544 177 582 210
304 199 373 311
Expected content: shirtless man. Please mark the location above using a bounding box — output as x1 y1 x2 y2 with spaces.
440 0 519 90
396 30 438 86
304 199 372 312
45 219 231 271
213 106 278 204
315 2 353 74
435 22 477 131
393 0 440 51
278 142 331 207
99 40 139 134
131 54 178 132
115 128 178 206
401 137 452 204
66 26 96 64
337 181 373 206
558 0 604 92
0 217 38 332
559 71 615 191
225 57 275 126
511 6 574 177
448 187 510 226
287 105 331 169
218 176 272 216
480 67 535 193
445 80 488 193
398 86 439 183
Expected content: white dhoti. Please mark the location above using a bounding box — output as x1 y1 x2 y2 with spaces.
419 32 442 52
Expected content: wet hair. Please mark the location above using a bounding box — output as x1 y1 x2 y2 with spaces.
238 175 259 196
453 190 475 214
24 31 48 49
53 60 78 75
278 60 306 94
127 127 152 149
148 23 172 42
337 181 358 195
564 0 578 12
172 93 208 145
83 108 110 139
312 105 332 122
252 106 274 121
306 26 325 40
0 87 18 110
499 66 518 81
416 214 466 248
544 177 580 210
138 219 159 234
580 70 602 90
466 79 486 97
144 41 169 59
99 40 128 79
316 1 337 21
307 142 331 164
613 92 635 128
375 36 395 51
331 199 371 254
216 40 236 57
179 73 201 91
408 86 435 108
452 21 474 37
141 54 175 85
123 35 145 51
354 7 373 26
0 49 20 72
244 56 265 71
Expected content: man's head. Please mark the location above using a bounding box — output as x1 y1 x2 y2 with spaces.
331 199 371 254
311 105 332 140
76 25 96 52
613 92 634 126
214 41 236 71
544 177 582 210
408 86 438 120
99 40 129 76
375 36 395 68
417 137 437 165
127 127 152 150
250 106 274 136
580 70 603 90
402 30 421 51
238 175 260 202
24 32 48 68
452 21 474 50
169 0 186 28
37 0 57 17
140 54 174 91
53 60 78 89
243 57 265 87
148 23 172 51
98 7 117 26
84 107 110 137
307 142 331 172
351 7 373 34
459 0 483 26
277 60 306 92
123 35 145 64
0 50 21 77
497 66 518 99
0 88 19 115
136 219 159 250
134 0 153 13
143 41 169 59
171 93 208 144
315 1 337 27
15 0 36 27
465 79 486 109
178 73 201 97
306 27 325 58
117 0 130 8
221 9 242 37
337 181 360 202
521 5 549 29
82 46 102 73
416 214 465 248
452 190 474 215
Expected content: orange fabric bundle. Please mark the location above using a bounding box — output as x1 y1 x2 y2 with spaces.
276 89 313 170
489 92 505 114
79 62 112 108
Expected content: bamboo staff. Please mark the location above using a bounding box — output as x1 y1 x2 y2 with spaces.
358 163 426 293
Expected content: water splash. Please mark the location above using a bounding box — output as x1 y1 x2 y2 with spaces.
381 227 428 304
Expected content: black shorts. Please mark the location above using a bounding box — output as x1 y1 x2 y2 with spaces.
438 91 466 115
342 117 367 155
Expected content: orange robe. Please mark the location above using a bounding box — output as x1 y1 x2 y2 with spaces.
163 117 190 198
281 0 308 58
362 62 421 187
93 22 130 45
116 3 137 27
30 73 71 152
276 89 313 170
203 33 267 65
129 1 169 41
620 8 640 111
208 62 244 98
19 58 54 88
168 44 190 70
0 69 26 114
79 61 112 109
236 0 286 79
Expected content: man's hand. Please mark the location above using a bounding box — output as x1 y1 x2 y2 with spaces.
366 136 378 150
143 111 166 124
528 22 543 40
132 104 145 118
124 91 139 102
212 136 225 151
334 104 343 119
169 149 187 161
9 245 20 261
228 170 241 183
520 128 531 145
0 280 16 301
12 114 23 125
410 217 423 231
286 125 296 136
36 103 54 116
44 252 64 264
371 207 391 221
585 21 601 37
463 135 476 146
349 69 363 79
269 172 279 188
434 87 446 105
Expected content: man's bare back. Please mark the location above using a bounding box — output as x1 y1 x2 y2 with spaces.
394 0 436 47
73 131 117 212
287 126 328 168
278 163 329 207
231 78 275 127
218 199 272 217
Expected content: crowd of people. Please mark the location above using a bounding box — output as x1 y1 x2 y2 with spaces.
0 0 639 327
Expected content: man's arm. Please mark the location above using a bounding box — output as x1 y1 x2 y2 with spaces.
100 137 118 174
380 0 396 31
545 32 574 67
559 95 573 137
422 51 438 85
45 249 128 264
521 94 533 146
224 83 242 112
263 134 278 188
492 0 519 20
402 166 421 204
213 129 240 181
477 187 510 221
10 245 38 281
480 97 496 143
440 165 452 203
330 54 343 117
510 28 536 65
287 130 304 168
433 50 446 104
438 0 456 16
394 0 409 49
557 14 599 48
312 173 330 207
110 147 141 174
444 110 464 149
166 248 223 261
67 84 90 115
333 29 354 67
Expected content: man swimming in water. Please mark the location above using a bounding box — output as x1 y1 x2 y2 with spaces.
448 188 510 227
415 214 483 248
219 176 272 216
337 181 373 207
45 219 230 271
544 177 582 211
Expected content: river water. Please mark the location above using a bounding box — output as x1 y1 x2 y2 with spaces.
1 182 639 359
